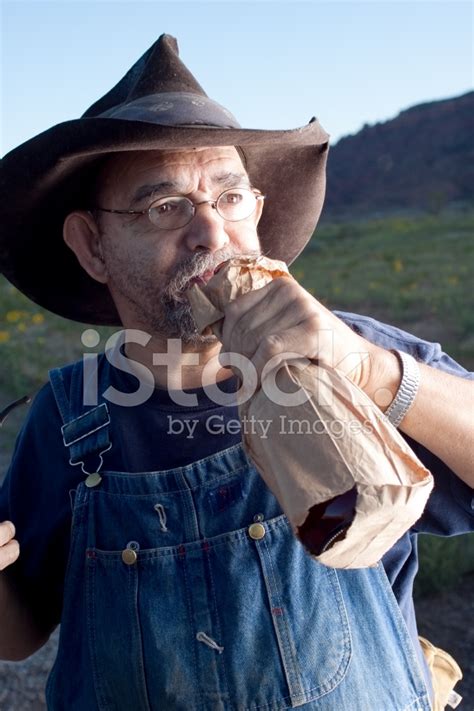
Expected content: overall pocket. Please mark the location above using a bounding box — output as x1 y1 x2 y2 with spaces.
209 515 352 708
86 547 152 711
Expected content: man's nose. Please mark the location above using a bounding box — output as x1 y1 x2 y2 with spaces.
183 203 230 252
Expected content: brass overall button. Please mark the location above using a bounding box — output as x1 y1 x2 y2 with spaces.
85 473 102 488
121 548 138 565
248 522 266 540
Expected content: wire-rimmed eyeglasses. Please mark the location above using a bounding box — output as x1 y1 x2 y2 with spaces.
92 187 265 231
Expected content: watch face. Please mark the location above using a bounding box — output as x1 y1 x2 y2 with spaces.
296 486 357 556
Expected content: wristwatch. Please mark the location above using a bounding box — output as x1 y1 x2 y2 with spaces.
385 349 420 428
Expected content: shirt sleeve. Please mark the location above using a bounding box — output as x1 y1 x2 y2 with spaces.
0 382 75 627
336 311 474 535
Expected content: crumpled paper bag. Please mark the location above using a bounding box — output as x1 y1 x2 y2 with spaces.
186 256 433 568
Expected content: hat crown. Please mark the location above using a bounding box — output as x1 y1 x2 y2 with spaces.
82 34 207 118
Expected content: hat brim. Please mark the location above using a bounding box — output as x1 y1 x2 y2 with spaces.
0 118 329 326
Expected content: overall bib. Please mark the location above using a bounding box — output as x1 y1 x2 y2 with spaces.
45 361 432 711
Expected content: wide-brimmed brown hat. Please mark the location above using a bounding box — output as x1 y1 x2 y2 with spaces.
0 34 329 326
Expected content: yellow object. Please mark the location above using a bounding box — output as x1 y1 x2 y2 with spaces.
419 636 462 710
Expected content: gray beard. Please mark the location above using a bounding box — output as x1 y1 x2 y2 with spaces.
145 248 261 344
154 298 214 345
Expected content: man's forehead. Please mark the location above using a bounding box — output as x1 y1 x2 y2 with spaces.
105 146 243 174
98 146 247 197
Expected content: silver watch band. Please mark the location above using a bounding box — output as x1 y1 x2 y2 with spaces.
385 350 420 428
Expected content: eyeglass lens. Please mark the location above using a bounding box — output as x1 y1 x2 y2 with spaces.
148 188 258 229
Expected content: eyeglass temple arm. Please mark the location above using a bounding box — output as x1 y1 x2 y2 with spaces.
91 207 145 216
0 394 31 427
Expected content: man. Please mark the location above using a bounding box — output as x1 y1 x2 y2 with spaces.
0 34 472 710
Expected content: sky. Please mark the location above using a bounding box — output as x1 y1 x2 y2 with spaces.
1 0 473 156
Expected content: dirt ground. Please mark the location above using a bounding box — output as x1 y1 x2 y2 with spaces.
0 573 471 710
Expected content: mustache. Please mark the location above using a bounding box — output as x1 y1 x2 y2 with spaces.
164 248 261 302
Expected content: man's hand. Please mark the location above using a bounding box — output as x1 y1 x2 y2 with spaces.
220 276 385 397
0 521 20 571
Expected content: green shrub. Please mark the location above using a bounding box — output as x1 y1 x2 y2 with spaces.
414 534 474 599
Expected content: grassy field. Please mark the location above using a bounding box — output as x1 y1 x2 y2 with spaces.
1 208 473 593
292 209 474 370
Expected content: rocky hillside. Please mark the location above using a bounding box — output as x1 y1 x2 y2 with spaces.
324 91 474 217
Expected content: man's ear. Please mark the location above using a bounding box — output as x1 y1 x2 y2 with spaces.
63 211 108 284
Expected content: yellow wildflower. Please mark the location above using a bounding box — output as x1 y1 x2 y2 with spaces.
6 309 25 323
0 330 10 343
31 313 45 325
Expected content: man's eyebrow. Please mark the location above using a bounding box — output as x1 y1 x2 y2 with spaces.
211 171 251 188
130 181 181 206
130 172 250 207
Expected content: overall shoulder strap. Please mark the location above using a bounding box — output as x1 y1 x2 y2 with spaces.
49 362 75 424
49 356 111 476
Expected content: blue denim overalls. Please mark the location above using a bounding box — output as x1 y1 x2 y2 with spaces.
45 360 432 710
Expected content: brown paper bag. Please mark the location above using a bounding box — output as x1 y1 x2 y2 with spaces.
187 256 433 568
